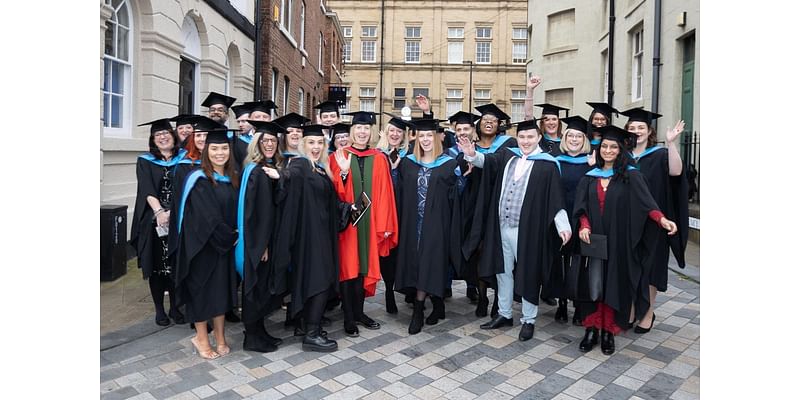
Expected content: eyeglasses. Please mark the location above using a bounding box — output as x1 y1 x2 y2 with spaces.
153 131 172 137
565 134 585 139
209 107 227 114
260 137 277 144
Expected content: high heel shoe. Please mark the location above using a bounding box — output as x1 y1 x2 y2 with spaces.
190 337 220 360
634 313 655 334
216 343 231 357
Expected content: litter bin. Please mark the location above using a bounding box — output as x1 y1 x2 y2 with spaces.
101 205 128 281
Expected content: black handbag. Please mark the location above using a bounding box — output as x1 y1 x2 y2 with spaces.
580 234 608 260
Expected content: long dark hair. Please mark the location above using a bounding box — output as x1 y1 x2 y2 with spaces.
595 139 636 182
200 143 240 189
148 129 180 160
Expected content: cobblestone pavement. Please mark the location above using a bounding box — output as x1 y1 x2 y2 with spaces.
100 270 699 400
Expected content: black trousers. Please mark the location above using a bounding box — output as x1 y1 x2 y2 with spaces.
340 276 365 328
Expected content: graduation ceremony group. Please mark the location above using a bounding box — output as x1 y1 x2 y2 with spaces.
130 74 690 362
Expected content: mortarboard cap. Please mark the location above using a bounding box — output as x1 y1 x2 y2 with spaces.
243 100 278 115
561 116 589 133
343 111 378 125
586 102 619 121
206 131 232 144
301 124 327 137
248 120 285 135
314 100 341 114
383 113 411 130
332 123 351 135
513 119 539 132
190 116 229 132
595 125 635 144
448 111 481 125
474 103 511 121
231 104 252 118
170 114 203 126
409 118 443 132
201 91 236 108
273 112 311 129
139 118 174 134
620 107 662 125
535 103 569 117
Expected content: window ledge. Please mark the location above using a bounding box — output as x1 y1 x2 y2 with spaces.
543 44 579 57
280 26 298 49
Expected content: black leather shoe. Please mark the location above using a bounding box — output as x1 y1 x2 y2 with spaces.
169 309 186 325
541 296 557 306
518 323 535 341
634 314 655 334
303 328 338 352
600 330 615 355
579 328 599 352
155 313 170 326
357 314 381 330
385 291 398 314
480 315 513 330
409 300 425 335
344 323 359 337
426 296 446 325
475 296 489 317
466 287 478 303
243 330 278 353
555 300 568 323
225 310 241 323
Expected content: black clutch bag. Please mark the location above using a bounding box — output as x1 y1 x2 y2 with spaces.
580 234 608 260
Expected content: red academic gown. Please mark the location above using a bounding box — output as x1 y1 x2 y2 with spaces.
329 147 399 297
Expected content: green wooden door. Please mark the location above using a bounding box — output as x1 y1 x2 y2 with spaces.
680 35 695 160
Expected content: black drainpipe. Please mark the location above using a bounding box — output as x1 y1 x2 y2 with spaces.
253 0 262 100
379 0 386 125
607 0 615 107
651 0 662 129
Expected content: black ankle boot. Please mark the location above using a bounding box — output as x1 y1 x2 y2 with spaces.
600 330 615 355
475 296 489 317
579 328 598 353
409 300 425 334
466 287 478 303
303 326 337 352
386 290 398 314
243 329 278 353
426 296 445 325
555 299 568 323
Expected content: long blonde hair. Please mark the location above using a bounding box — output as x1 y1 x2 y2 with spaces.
298 136 333 178
412 130 443 161
244 131 284 168
376 122 409 154
349 123 379 148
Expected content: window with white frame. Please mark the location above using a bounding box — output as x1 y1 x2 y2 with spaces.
631 26 644 101
299 88 305 116
602 50 609 102
405 41 420 63
447 27 464 64
511 90 526 122
362 26 377 37
412 88 429 99
512 28 527 64
394 88 406 109
474 89 491 107
318 32 324 72
406 27 421 38
360 87 376 111
271 69 278 102
178 16 201 117
476 27 492 39
282 0 293 35
102 0 132 133
344 41 351 62
362 40 376 62
476 42 491 64
446 89 463 117
283 76 291 114
448 27 464 38
342 87 351 114
300 2 306 49
343 26 352 37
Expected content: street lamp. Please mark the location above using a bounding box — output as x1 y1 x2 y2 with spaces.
463 60 473 111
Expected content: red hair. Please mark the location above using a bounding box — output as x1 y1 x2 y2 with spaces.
184 133 202 161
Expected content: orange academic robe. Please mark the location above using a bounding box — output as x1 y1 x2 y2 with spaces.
329 147 399 297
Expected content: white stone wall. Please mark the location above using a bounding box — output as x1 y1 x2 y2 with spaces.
100 0 255 233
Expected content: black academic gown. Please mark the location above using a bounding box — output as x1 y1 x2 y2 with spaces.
233 134 253 171
168 159 201 259
540 136 563 156
237 162 284 323
471 148 566 305
130 153 184 279
572 169 661 328
634 147 689 290
394 156 461 298
174 172 239 323
459 136 518 284
272 159 350 319
542 154 593 299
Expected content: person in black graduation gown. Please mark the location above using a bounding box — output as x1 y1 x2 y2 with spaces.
235 120 287 353
461 122 572 342
460 104 518 318
230 104 253 168
586 102 619 151
130 119 187 327
175 129 240 360
535 103 569 156
572 125 678 355
272 124 352 352
171 114 196 148
394 119 462 334
623 108 689 334
274 112 311 165
202 91 236 126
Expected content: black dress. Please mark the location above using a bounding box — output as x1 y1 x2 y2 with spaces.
174 171 239 323
394 155 461 298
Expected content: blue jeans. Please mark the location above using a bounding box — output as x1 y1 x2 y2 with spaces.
498 225 538 324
